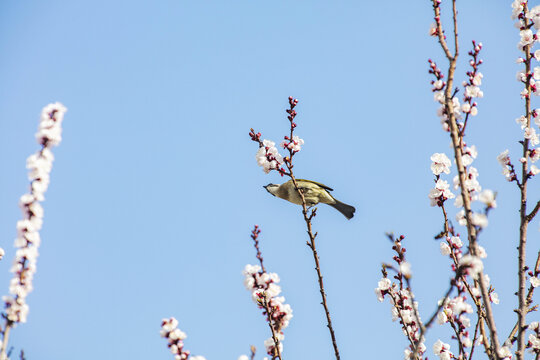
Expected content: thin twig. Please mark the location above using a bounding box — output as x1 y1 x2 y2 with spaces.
0 322 13 360
526 199 540 222
470 317 481 360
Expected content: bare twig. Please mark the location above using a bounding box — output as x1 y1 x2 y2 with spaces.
526 199 540 222
470 317 481 360
251 225 266 273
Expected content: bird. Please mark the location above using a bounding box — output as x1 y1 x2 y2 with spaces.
263 179 355 219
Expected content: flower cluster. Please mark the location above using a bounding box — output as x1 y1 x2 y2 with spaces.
461 41 483 117
507 2 540 179
250 97 304 177
375 236 426 359
433 339 453 360
429 153 455 207
281 135 304 153
160 318 206 360
430 41 483 135
243 264 293 357
255 139 284 174
436 230 501 358
497 149 519 182
528 321 540 355
3 103 66 324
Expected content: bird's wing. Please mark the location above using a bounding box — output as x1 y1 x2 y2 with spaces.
296 179 334 191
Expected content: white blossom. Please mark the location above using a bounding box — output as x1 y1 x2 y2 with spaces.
529 333 540 352
478 189 497 208
437 310 448 324
456 209 467 226
497 149 510 166
459 255 484 279
531 165 540 175
440 242 451 256
434 91 445 104
490 292 500 304
517 70 527 82
378 278 391 291
519 29 535 48
531 276 540 288
465 85 483 98
527 5 540 29
525 127 540 146
431 153 452 175
400 262 412 278
429 179 455 206
433 339 453 360
256 140 284 174
516 115 528 129
498 346 513 359
471 213 488 228
281 135 304 153
449 236 463 248
512 0 524 20
472 73 483 86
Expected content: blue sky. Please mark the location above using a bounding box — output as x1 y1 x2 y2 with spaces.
0 1 537 359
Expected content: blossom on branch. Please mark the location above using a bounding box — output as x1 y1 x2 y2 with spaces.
160 317 206 360
255 139 284 174
458 254 484 280
3 103 66 325
281 135 304 153
243 264 293 356
429 179 455 207
431 153 452 175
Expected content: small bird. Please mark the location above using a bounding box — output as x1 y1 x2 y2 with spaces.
263 179 355 219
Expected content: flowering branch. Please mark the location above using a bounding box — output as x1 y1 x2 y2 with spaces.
249 97 340 360
244 226 292 359
0 103 67 360
430 1 503 358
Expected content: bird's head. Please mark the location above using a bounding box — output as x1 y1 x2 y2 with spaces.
263 183 279 196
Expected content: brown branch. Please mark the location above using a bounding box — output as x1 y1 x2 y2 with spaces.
0 323 12 360
262 295 282 360
432 0 453 60
280 97 341 360
517 4 533 359
470 316 481 360
527 199 540 222
449 318 466 358
289 173 340 360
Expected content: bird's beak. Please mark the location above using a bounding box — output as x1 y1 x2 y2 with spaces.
263 184 275 196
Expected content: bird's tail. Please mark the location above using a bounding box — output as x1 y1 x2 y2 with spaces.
329 199 356 220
